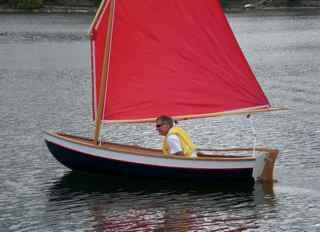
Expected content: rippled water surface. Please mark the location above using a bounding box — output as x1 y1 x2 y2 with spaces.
1 11 320 231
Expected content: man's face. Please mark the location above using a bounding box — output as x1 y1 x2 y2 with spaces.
156 120 170 136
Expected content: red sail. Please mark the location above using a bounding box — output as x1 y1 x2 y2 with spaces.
90 0 270 122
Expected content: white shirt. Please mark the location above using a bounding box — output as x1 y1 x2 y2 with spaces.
167 134 182 154
167 134 197 157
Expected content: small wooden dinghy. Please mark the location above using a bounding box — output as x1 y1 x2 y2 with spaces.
45 132 278 181
45 0 280 182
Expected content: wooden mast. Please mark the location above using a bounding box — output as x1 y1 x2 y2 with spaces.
93 0 115 144
89 0 109 35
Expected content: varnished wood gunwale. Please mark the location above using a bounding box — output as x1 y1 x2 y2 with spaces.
45 131 274 161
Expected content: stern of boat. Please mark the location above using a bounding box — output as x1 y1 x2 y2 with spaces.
253 149 278 182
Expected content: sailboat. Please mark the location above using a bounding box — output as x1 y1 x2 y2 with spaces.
45 0 280 182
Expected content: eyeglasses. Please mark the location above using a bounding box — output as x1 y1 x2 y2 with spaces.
156 124 163 128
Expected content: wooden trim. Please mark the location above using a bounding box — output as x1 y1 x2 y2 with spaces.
88 0 110 35
93 0 116 143
100 106 288 123
258 149 279 182
198 147 278 153
45 131 270 161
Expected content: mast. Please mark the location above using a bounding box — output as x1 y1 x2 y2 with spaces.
93 0 115 144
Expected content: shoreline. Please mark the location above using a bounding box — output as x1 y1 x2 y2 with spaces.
0 5 97 14
0 5 319 14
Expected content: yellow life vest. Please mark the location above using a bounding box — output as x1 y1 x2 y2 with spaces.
162 127 196 157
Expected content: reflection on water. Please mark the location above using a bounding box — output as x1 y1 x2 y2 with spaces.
50 171 256 195
46 172 273 232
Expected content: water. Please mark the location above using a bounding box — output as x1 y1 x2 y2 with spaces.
1 11 320 231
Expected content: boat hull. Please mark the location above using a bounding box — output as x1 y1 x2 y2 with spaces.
44 132 277 182
46 140 252 181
